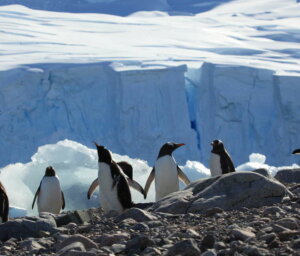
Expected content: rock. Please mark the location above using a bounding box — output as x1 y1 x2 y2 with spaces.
243 245 269 256
116 208 158 222
59 251 97 256
55 234 98 252
201 249 217 256
55 210 93 227
94 233 130 247
0 216 57 242
275 168 300 183
140 247 161 256
275 218 299 230
278 230 300 241
263 206 285 216
259 233 277 244
204 207 223 217
152 172 290 214
252 168 271 178
58 242 86 254
132 223 150 231
201 233 215 250
230 228 256 241
151 190 193 214
111 243 125 253
125 235 154 252
271 224 290 233
292 238 300 249
20 239 46 251
165 239 201 256
189 172 290 213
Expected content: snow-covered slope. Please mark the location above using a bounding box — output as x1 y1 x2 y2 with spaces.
0 0 300 167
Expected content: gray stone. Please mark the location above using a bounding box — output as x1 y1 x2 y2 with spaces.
140 247 161 256
132 223 150 231
151 190 193 214
111 243 126 253
263 206 285 216
116 208 158 222
58 242 86 254
55 234 98 252
231 228 256 241
94 233 130 247
0 216 57 242
201 249 217 256
259 233 277 244
153 172 290 214
271 224 290 233
59 251 97 256
55 210 93 227
243 245 269 256
252 168 271 178
165 239 201 256
275 217 299 230
201 233 215 250
20 239 45 251
125 235 154 252
275 168 300 183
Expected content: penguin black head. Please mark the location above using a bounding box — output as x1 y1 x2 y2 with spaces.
94 142 112 164
211 139 225 154
157 142 185 158
45 166 56 176
293 149 300 154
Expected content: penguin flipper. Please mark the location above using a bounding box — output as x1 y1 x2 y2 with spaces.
177 166 191 185
32 184 41 209
87 178 99 199
61 191 65 210
222 151 235 173
293 149 300 154
118 161 133 180
126 177 146 199
144 168 155 199
1 189 9 222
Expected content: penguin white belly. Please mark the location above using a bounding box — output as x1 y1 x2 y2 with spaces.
37 176 62 214
98 163 123 214
210 153 222 177
155 156 179 201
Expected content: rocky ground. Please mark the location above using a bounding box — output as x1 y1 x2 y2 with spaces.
1 170 300 256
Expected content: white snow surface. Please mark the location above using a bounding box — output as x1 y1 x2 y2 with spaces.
1 139 296 216
0 0 300 168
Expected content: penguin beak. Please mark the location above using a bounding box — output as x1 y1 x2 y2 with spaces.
176 143 185 148
93 141 100 148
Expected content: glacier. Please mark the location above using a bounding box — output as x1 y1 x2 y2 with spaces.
1 62 300 167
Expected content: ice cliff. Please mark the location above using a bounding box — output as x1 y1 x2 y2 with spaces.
1 62 300 168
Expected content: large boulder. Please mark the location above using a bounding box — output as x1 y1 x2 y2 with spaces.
275 168 300 183
0 215 57 242
151 172 291 214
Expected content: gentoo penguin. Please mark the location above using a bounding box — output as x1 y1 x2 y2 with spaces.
210 139 235 177
0 182 9 223
32 166 65 214
87 143 143 214
293 149 300 154
144 142 191 201
87 160 146 202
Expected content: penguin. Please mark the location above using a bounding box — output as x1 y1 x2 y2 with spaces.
32 166 65 214
293 149 300 154
210 139 235 177
0 182 9 223
87 142 143 214
144 142 191 202
87 160 146 202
